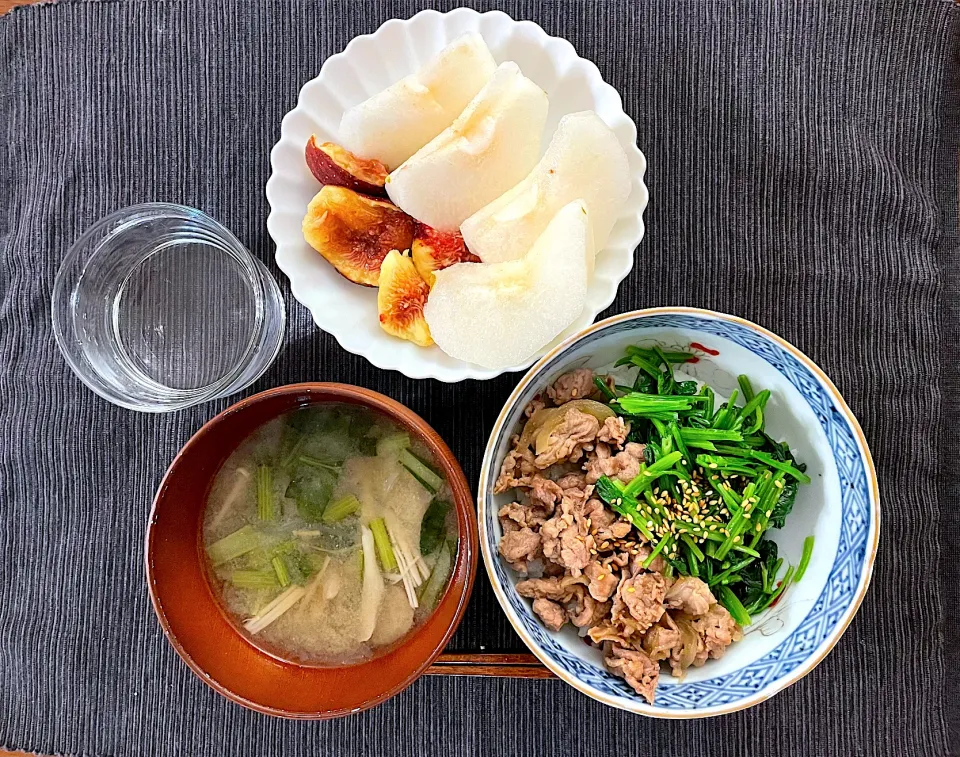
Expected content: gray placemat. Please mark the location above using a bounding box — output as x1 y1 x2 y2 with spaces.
1 0 958 755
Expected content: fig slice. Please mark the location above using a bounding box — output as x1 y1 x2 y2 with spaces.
377 250 433 347
302 186 416 287
305 136 389 196
411 224 481 287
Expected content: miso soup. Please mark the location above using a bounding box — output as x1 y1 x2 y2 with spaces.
202 403 458 665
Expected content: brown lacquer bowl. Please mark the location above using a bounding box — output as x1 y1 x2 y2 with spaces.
145 383 478 718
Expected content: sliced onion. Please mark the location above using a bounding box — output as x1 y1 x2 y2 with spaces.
674 616 700 672
564 399 617 422
517 407 561 451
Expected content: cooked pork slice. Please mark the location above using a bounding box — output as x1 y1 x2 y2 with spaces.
583 442 646 484
516 575 586 602
642 618 682 662
582 497 616 529
499 501 544 530
629 544 666 575
534 409 601 468
524 396 547 418
533 597 567 632
664 576 716 617
595 519 633 543
613 571 666 633
529 475 564 510
494 443 537 493
557 525 592 573
604 644 660 704
547 367 595 404
584 561 619 602
692 603 742 665
566 589 610 628
597 416 629 447
498 527 541 573
556 472 588 492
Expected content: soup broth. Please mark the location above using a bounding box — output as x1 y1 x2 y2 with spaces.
202 403 458 665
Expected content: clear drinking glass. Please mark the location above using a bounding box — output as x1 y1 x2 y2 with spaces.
52 203 285 412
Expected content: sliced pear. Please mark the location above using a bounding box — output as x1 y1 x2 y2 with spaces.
339 34 496 170
386 62 549 232
460 111 631 265
424 200 591 369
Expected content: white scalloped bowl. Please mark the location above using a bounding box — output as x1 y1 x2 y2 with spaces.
266 8 649 382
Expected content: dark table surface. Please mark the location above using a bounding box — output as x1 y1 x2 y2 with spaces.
1 1 959 755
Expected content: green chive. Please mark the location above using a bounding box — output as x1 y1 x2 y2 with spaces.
322 494 360 523
271 556 291 588
229 569 278 590
207 525 259 566
370 517 398 572
256 465 274 521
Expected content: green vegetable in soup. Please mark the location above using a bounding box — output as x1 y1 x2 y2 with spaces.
370 518 398 572
271 542 314 585
208 525 260 566
399 449 443 493
418 540 453 609
420 499 451 556
229 569 278 590
297 454 341 475
322 494 360 523
256 465 275 520
272 556 291 588
286 469 336 522
377 432 411 458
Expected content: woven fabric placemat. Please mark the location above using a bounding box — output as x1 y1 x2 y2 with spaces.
1 1 959 755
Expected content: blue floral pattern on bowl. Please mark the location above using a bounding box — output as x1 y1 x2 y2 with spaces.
480 310 878 716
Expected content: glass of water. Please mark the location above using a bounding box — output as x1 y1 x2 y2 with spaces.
52 203 285 412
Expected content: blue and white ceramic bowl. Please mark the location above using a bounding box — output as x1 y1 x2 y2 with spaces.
478 308 879 718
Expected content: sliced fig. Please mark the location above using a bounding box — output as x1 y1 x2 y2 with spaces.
377 250 433 347
410 224 481 287
302 186 416 287
305 136 389 196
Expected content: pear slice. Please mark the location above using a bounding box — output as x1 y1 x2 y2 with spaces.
386 62 549 232
339 34 496 170
424 200 592 369
460 111 631 265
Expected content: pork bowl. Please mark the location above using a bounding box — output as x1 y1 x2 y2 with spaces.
478 308 879 718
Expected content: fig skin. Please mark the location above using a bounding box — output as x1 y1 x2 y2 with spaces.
302 186 416 287
305 136 389 196
377 250 433 347
410 223 481 287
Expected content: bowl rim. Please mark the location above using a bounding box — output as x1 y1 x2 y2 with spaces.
145 381 478 719
265 6 649 382
477 306 880 718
